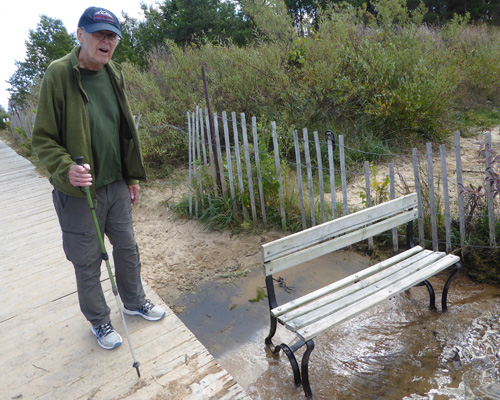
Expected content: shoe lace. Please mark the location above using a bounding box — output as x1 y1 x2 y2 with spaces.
139 299 154 314
96 322 114 338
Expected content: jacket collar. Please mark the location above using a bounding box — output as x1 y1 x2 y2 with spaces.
70 46 81 71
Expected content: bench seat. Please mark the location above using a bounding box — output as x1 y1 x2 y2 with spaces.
272 246 460 342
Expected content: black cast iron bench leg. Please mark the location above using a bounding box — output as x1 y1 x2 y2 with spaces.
301 339 315 398
414 262 462 312
265 315 279 354
442 262 462 311
279 343 302 387
265 275 280 354
418 280 437 311
276 339 316 398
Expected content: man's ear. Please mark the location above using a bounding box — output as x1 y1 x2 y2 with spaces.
76 27 84 44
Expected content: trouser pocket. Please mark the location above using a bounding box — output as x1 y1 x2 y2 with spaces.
52 189 100 265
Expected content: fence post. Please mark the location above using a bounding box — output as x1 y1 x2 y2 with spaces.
426 143 438 251
202 65 221 189
412 148 425 246
222 111 236 216
440 144 452 254
196 107 204 210
272 121 286 230
193 111 199 218
389 163 398 252
241 113 257 223
454 131 466 255
252 116 267 227
303 128 316 226
339 135 348 216
213 113 227 197
204 108 218 197
485 132 496 247
314 131 326 223
199 108 211 205
231 112 249 221
187 112 193 217
364 161 373 253
293 130 307 230
326 131 337 220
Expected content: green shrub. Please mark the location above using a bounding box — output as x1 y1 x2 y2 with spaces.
12 127 33 157
125 0 500 174
122 0 500 232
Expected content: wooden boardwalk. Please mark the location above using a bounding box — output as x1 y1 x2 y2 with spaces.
0 140 251 400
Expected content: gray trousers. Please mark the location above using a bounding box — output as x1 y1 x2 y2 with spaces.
52 180 146 327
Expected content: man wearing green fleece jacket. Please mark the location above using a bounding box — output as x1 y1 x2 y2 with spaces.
32 6 165 351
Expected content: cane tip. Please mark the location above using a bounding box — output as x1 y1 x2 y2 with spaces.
133 361 141 378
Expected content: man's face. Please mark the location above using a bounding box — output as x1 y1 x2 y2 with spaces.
77 28 119 70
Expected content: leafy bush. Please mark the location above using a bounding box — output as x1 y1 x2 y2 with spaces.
11 127 33 157
123 0 500 232
125 0 500 174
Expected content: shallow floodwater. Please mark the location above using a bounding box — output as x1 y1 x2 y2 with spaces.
173 250 500 400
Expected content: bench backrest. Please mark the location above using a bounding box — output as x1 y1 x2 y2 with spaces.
262 193 418 277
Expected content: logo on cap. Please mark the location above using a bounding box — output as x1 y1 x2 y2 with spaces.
94 10 115 24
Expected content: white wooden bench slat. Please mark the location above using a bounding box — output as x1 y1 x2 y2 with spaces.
270 246 425 318
284 250 445 329
296 254 460 342
262 193 417 263
276 248 436 324
264 209 418 276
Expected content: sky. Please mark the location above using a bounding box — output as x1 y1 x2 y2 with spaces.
0 0 153 111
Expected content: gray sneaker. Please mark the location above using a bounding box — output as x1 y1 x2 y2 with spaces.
91 322 122 350
124 299 166 321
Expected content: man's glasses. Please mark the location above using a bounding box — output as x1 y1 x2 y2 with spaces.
90 31 120 43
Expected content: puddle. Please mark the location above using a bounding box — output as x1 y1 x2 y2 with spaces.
171 250 500 399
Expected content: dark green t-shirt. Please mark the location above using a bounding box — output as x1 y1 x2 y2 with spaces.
80 67 122 188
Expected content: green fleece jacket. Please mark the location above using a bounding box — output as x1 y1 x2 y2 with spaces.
32 46 146 198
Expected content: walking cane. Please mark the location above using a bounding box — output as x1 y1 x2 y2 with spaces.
74 156 141 378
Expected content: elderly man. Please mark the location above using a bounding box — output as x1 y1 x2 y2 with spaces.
32 7 165 351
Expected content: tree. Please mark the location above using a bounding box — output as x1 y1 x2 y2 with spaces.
283 0 500 29
126 0 255 66
112 14 143 65
7 15 76 107
407 0 500 24
125 3 173 67
283 0 326 35
164 0 254 46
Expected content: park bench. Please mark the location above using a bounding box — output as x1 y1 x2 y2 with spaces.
261 193 461 398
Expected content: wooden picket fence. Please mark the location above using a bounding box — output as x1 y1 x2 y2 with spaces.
187 107 499 253
8 109 35 138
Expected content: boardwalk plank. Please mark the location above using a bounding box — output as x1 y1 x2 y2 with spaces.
0 140 251 400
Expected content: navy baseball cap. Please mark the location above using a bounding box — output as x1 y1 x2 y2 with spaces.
78 7 122 37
